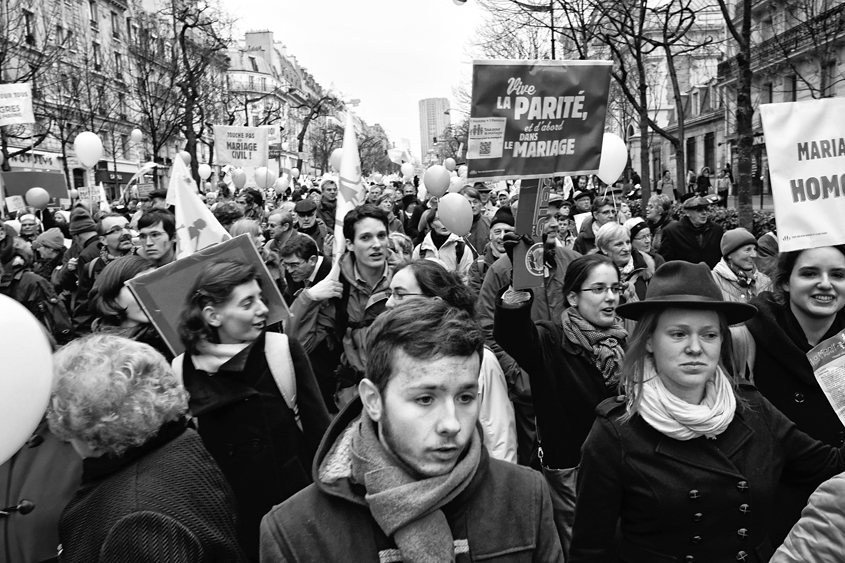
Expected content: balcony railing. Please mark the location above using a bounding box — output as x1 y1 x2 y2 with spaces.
718 3 845 82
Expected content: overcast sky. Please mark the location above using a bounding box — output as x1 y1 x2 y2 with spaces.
222 0 485 158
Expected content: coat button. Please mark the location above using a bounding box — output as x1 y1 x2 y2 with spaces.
736 551 748 561
691 535 702 544
794 392 805 403
737 528 748 539
737 481 749 491
739 504 750 514
689 489 701 499
693 512 703 522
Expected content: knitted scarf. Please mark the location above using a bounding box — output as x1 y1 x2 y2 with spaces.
192 340 251 374
561 307 628 388
636 357 736 440
713 258 757 289
350 408 481 563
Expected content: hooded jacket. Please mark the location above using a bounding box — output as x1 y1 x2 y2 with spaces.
259 398 563 563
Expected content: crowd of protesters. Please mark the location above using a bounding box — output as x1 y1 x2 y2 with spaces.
2 166 845 563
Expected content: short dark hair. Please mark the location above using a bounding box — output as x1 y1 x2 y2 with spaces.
342 204 389 242
459 186 480 200
280 234 319 261
137 208 176 239
562 254 620 307
92 255 154 325
213 201 244 229
178 260 261 354
591 196 614 213
365 299 484 395
395 260 475 317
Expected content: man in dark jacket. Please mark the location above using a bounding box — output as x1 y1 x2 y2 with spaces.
657 196 724 268
315 174 338 232
260 300 563 563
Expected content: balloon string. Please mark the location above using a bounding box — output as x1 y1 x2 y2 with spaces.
462 237 478 257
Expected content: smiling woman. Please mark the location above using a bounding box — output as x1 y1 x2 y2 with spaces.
569 261 845 563
739 245 845 543
174 259 330 560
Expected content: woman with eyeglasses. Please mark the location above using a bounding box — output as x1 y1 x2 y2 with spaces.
385 259 517 463
494 254 627 554
595 223 656 309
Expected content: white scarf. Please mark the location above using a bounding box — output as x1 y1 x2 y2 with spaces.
192 341 250 374
636 358 736 440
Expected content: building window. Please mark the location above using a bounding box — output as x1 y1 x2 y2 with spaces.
93 42 102 70
111 11 120 38
56 24 64 45
115 52 123 76
126 17 132 41
121 134 129 158
249 75 254 89
97 86 106 114
66 29 75 50
686 137 697 174
118 93 127 119
260 77 266 91
761 82 773 104
23 9 35 44
822 61 837 97
249 57 258 72
89 1 98 27
788 75 797 102
704 132 715 173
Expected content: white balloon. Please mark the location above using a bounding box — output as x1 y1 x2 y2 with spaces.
0 295 53 465
400 163 414 178
597 133 628 185
423 165 451 198
73 131 104 169
275 175 291 193
281 141 290 151
197 163 212 180
253 167 277 189
444 158 457 171
330 148 343 172
290 167 300 179
130 128 143 143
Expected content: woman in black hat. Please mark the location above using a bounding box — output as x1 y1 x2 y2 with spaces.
569 261 845 563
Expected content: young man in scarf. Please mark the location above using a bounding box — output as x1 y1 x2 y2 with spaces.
260 299 563 563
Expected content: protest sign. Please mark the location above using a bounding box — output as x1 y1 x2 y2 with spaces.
467 60 612 181
806 328 845 427
127 234 290 357
0 171 69 207
5 195 26 214
77 186 99 204
513 178 556 289
137 183 155 199
760 97 845 252
0 83 35 126
213 125 269 168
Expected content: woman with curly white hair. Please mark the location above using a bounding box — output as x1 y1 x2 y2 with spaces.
48 334 247 563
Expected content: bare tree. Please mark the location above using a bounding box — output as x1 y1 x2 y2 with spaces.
291 93 342 171
0 0 68 169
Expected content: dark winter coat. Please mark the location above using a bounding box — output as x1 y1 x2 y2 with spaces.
179 334 331 560
569 386 845 563
465 214 490 259
657 215 724 268
745 292 845 543
58 420 246 563
494 294 616 469
0 420 82 563
259 398 564 563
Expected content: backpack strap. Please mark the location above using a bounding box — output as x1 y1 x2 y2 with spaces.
87 257 99 279
264 332 302 430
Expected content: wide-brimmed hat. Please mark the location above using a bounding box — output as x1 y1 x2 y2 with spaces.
616 261 757 324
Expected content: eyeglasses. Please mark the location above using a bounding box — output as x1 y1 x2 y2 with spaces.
633 233 652 241
384 289 426 301
579 284 624 295
282 260 306 269
104 224 130 236
138 231 166 242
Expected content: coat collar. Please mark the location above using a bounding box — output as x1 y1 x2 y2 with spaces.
652 409 754 479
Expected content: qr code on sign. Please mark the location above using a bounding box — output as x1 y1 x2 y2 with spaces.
479 141 492 156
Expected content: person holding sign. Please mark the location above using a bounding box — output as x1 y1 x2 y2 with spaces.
494 254 627 554
569 261 845 563
174 260 330 561
735 245 845 544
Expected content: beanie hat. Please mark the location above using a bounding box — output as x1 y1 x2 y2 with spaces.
319 174 338 190
69 205 97 235
720 227 757 257
624 217 648 240
491 206 514 228
35 228 66 250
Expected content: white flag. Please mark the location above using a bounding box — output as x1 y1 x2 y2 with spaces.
334 111 367 260
98 183 111 212
167 153 230 259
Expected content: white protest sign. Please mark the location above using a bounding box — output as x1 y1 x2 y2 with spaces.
213 125 269 168
760 97 845 252
5 195 26 213
77 186 100 204
0 83 35 126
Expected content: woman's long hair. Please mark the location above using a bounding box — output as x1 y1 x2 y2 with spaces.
396 259 475 316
